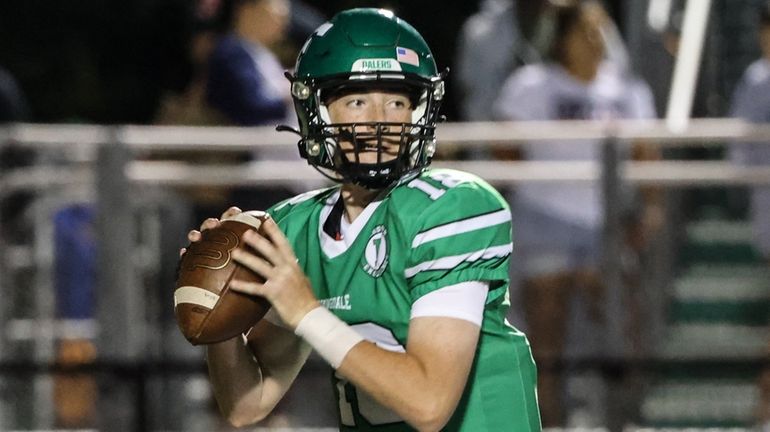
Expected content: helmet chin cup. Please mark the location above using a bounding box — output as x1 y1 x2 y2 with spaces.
345 159 399 189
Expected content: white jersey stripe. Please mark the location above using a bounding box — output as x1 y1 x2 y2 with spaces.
411 209 510 248
404 243 513 279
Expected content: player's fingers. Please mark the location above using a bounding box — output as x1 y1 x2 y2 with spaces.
187 230 202 242
241 230 284 265
220 206 242 220
179 247 187 257
232 248 275 279
260 217 296 262
228 279 267 297
199 218 220 232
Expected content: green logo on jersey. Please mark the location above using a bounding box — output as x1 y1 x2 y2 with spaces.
363 225 388 277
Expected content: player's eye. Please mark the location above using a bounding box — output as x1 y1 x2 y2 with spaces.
345 98 366 108
387 98 410 109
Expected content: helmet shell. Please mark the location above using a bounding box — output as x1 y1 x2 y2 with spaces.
295 8 438 81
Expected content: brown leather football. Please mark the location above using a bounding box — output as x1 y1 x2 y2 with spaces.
174 211 271 345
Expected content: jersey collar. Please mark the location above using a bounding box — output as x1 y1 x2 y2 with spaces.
319 190 384 259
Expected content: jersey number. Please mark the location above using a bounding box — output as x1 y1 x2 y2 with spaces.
407 172 462 201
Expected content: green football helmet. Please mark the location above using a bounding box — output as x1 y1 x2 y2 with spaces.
282 8 446 189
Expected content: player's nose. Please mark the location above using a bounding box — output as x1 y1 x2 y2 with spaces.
363 97 388 123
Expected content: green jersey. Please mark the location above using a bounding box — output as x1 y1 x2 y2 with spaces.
267 168 541 431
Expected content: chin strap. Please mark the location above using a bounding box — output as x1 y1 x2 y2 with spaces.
275 124 302 135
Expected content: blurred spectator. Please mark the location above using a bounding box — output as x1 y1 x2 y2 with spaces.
155 21 224 125
154 0 303 222
157 0 322 126
206 0 292 126
729 2 770 262
53 336 97 429
204 0 302 213
454 0 535 121
153 1 231 222
0 65 30 240
728 2 770 427
493 0 659 426
279 0 326 65
53 207 98 427
0 66 28 122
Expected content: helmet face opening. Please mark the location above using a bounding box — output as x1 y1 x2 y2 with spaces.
284 8 445 190
320 81 423 108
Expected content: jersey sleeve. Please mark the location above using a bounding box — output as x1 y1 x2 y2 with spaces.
404 173 513 304
266 188 332 224
266 196 294 223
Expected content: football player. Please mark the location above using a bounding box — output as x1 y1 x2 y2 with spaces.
190 8 541 431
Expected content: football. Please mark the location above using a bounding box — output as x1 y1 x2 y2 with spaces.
174 211 271 345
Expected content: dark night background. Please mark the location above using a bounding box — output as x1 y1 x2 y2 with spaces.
0 0 625 124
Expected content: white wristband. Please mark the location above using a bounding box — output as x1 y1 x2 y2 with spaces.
294 307 364 369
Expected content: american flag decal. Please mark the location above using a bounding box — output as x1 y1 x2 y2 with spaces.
396 47 419 67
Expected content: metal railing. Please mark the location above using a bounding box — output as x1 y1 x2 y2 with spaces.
1 119 768 431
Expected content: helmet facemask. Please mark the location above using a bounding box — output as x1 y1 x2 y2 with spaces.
290 73 444 189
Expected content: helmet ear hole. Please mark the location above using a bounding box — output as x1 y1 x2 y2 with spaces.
424 139 436 158
306 140 322 157
292 81 312 100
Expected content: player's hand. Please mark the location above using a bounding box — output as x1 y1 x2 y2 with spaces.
179 206 242 257
229 217 320 330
